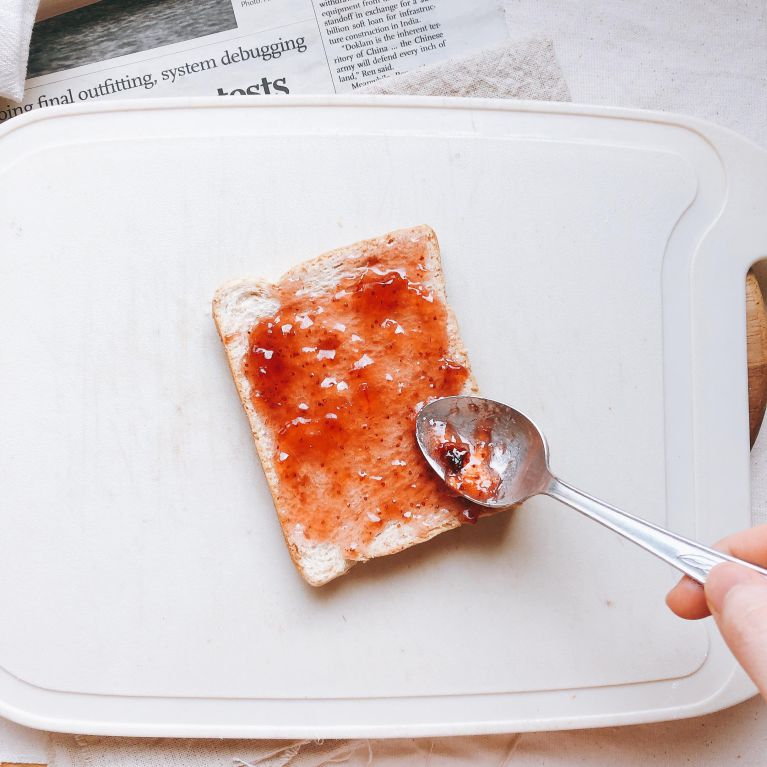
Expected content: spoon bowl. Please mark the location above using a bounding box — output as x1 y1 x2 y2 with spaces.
415 396 551 507
416 395 767 585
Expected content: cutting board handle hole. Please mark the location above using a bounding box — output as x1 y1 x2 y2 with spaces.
746 267 767 447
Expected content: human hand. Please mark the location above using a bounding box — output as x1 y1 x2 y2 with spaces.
666 524 767 699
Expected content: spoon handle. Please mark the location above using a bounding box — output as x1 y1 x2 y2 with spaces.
546 477 767 584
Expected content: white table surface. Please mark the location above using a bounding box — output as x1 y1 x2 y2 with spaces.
3 1 767 764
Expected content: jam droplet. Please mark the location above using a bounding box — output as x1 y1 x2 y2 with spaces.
436 441 470 474
433 423 502 505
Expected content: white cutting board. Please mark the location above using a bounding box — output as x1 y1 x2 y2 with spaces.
0 97 765 737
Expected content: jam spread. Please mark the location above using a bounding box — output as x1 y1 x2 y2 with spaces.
437 441 471 474
433 422 502 506
242 235 475 558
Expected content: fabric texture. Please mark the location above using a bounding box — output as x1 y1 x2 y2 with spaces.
0 0 38 101
360 38 570 101
49 735 369 766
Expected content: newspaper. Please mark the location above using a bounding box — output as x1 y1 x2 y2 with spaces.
0 0 508 126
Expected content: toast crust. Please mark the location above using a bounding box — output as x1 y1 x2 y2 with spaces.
213 226 479 586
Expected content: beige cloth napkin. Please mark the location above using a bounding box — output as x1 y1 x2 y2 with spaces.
50 736 367 766
42 37 570 767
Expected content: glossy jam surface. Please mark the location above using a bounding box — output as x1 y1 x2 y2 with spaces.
435 430 502 504
428 413 502 506
243 236 473 557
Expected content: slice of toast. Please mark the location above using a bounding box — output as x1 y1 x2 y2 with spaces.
213 225 480 586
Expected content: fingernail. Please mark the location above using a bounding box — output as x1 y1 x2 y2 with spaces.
705 563 765 614
666 575 702 606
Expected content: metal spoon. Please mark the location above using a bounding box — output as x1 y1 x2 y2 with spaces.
416 395 767 584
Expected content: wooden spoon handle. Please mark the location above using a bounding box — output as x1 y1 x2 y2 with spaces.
747 270 767 446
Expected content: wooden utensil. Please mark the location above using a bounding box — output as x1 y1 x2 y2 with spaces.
747 270 767 445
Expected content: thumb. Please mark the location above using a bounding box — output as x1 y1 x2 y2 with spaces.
705 562 767 698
